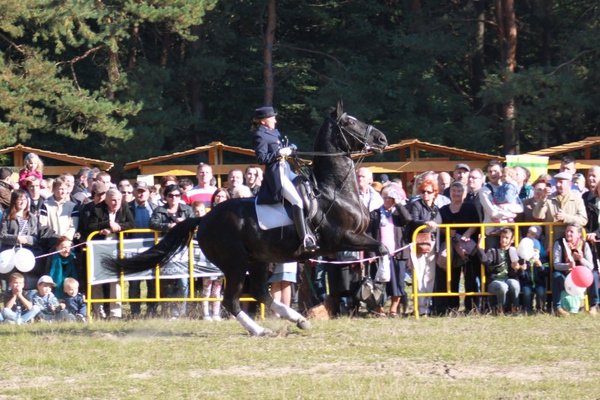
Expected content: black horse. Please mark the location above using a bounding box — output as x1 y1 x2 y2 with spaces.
105 102 388 335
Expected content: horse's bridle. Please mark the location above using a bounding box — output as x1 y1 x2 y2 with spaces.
295 113 375 158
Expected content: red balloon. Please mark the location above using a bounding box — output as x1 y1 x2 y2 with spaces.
571 266 594 288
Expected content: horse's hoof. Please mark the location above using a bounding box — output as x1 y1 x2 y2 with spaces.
297 318 311 330
256 328 273 337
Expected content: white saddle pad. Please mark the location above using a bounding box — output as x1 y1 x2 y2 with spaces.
255 199 294 230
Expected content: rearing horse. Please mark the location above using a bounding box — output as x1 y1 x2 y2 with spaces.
105 102 388 335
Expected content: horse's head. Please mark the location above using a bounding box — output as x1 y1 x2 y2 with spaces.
332 101 387 154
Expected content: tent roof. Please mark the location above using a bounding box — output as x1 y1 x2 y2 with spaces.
525 136 600 157
124 141 255 171
356 138 503 161
0 143 113 170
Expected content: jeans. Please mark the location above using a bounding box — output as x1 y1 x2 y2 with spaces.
128 280 157 315
586 270 600 307
552 271 567 309
488 278 520 308
1 305 41 323
520 284 546 312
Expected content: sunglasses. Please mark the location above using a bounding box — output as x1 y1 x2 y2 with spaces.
167 193 181 198
421 190 434 195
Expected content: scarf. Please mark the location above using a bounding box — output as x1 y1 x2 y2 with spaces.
48 252 78 299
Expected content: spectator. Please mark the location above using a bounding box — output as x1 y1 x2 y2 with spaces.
552 224 595 316
71 167 92 204
118 179 135 203
442 163 470 197
18 153 44 190
31 275 70 322
478 227 520 315
368 187 412 316
465 167 485 222
533 171 587 241
572 173 587 195
269 262 298 318
128 181 158 318
39 176 79 241
178 178 194 195
226 169 245 198
479 160 512 249
182 163 217 208
245 165 262 196
150 184 194 318
438 181 480 314
407 176 442 317
62 277 87 322
211 188 230 206
1 272 40 324
86 188 135 319
582 166 600 205
515 166 533 200
0 167 15 211
0 189 54 289
25 176 45 217
438 171 452 197
517 226 548 314
46 236 78 299
491 166 523 225
95 171 113 188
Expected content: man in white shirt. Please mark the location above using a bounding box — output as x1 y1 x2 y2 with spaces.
40 176 79 240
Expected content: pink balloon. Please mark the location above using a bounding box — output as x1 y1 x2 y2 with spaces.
571 266 593 288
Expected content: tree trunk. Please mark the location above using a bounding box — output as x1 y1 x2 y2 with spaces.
262 0 276 105
471 0 486 111
495 0 518 155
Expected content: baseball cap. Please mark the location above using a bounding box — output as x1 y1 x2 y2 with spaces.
455 163 471 172
553 172 573 181
37 275 56 287
91 181 108 195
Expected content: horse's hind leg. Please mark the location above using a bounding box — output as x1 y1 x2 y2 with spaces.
221 266 269 336
249 263 311 331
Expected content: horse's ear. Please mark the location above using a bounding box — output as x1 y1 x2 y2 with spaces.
336 100 344 117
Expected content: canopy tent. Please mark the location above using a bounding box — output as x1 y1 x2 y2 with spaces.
0 143 114 175
525 136 600 170
356 139 503 176
123 141 257 186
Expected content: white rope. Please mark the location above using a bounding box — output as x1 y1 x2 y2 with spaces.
308 243 413 265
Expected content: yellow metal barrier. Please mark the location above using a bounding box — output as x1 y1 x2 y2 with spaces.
410 221 571 319
84 229 264 321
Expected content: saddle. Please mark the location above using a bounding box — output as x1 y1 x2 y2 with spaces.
255 176 318 230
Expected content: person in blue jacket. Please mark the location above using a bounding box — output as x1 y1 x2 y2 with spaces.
252 105 317 254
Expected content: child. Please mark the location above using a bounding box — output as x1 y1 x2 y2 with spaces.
478 228 521 314
492 167 523 224
514 227 549 314
46 236 78 299
1 272 40 324
191 200 223 321
61 277 87 322
18 152 44 190
31 275 70 322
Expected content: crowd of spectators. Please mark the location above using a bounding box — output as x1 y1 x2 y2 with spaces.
1 152 599 324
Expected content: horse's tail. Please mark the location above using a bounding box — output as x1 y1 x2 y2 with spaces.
103 217 202 273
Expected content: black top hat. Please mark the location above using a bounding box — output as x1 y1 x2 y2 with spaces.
254 106 277 119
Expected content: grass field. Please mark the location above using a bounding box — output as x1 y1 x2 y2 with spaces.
1 313 599 400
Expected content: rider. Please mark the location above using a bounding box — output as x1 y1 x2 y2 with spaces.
252 105 318 253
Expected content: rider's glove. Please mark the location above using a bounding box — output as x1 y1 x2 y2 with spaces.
278 147 293 157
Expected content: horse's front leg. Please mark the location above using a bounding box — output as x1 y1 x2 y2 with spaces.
340 232 389 256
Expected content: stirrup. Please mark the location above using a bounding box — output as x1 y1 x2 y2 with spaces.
303 234 319 252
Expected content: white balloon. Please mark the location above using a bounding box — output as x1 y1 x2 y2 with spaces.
565 273 586 297
0 249 16 274
517 238 535 260
13 248 36 272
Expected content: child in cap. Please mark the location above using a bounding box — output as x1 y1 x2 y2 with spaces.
61 277 87 322
31 275 69 322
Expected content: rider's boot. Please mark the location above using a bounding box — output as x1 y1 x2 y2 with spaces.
292 205 319 253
